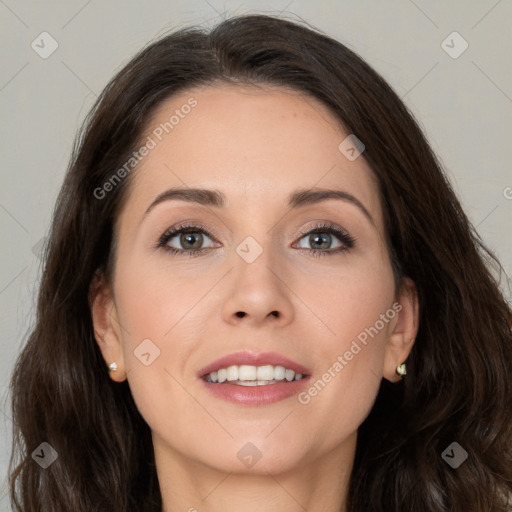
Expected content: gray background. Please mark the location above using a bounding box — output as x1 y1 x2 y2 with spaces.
1 0 511 509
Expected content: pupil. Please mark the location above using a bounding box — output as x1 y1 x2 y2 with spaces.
181 232 202 249
311 233 330 249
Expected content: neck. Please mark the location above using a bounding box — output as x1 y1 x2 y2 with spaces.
155 432 356 512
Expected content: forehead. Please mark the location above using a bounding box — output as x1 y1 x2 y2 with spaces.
119 84 383 229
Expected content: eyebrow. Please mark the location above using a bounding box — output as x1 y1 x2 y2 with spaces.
144 187 374 224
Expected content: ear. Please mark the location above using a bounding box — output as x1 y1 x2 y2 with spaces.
383 277 419 383
89 270 126 382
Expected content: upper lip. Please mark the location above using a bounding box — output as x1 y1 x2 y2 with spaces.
197 350 311 377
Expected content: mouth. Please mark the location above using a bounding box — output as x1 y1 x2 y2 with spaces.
197 350 311 405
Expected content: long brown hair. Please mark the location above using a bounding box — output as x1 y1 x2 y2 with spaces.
9 14 512 511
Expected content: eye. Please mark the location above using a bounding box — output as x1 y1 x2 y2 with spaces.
156 224 219 257
293 222 355 257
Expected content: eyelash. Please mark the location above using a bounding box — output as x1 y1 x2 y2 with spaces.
156 222 356 259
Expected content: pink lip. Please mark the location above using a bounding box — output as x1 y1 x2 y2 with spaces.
197 350 311 377
199 377 311 406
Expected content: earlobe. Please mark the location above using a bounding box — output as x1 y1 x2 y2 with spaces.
89 271 126 382
383 277 419 383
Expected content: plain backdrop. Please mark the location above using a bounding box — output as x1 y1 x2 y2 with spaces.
1 1 511 509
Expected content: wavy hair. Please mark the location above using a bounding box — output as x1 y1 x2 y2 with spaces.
9 13 512 511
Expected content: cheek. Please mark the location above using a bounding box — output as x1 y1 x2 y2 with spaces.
113 253 209 350
294 260 395 428
112 255 216 425
297 252 395 344
295 315 392 457
113 266 198 444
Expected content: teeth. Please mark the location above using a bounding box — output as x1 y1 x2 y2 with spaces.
274 365 285 380
285 368 295 381
257 365 274 380
226 365 238 381
204 364 305 384
238 365 256 381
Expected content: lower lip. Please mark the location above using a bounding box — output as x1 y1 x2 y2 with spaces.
199 377 311 406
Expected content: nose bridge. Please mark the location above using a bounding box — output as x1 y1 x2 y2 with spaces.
233 230 279 293
231 203 287 276
221 226 294 325
230 196 279 268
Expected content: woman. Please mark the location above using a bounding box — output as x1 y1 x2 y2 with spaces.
9 13 512 512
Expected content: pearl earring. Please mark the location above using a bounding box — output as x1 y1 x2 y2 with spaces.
396 363 407 377
108 361 118 373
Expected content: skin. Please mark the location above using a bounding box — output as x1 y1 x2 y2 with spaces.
91 85 419 512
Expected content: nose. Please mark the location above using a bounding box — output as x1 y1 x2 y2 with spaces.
221 241 295 328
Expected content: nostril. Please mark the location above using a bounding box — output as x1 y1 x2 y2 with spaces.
236 311 246 318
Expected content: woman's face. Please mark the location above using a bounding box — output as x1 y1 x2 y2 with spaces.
92 84 417 477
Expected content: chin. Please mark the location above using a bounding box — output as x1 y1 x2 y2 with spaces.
200 439 305 476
